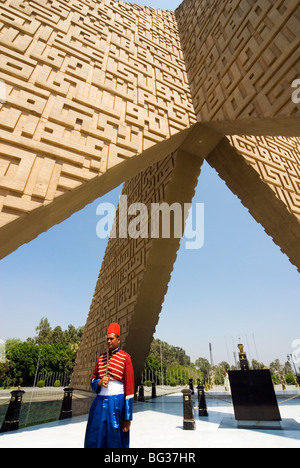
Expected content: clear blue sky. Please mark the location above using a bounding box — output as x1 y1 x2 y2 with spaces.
1 0 300 370
130 0 181 10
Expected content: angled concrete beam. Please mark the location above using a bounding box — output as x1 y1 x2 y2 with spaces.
0 123 224 259
204 117 300 138
206 138 300 273
71 148 205 390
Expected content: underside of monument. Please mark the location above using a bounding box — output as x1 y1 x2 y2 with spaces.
0 0 299 390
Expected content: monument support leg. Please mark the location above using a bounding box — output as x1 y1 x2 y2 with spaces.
72 149 204 391
206 139 300 273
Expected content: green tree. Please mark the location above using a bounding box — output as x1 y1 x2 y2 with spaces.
269 359 283 375
0 362 9 387
51 326 64 344
144 354 161 374
28 318 84 348
284 360 293 374
251 359 265 370
195 357 210 373
64 324 84 346
219 361 230 372
5 338 21 353
6 342 75 386
147 339 191 367
285 373 296 385
7 342 40 386
272 373 281 385
34 317 52 344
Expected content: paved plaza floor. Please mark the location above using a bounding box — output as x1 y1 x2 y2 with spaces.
1 391 300 449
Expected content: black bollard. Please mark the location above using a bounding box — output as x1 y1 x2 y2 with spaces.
151 381 156 399
0 389 25 433
59 387 73 420
181 388 195 430
198 385 208 417
138 384 144 402
189 378 194 395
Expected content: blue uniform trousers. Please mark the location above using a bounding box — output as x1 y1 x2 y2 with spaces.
84 394 130 448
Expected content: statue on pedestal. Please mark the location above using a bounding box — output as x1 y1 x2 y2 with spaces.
238 344 249 371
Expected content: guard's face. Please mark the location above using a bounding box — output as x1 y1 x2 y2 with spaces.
107 333 120 351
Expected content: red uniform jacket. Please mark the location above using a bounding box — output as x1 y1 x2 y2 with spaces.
91 348 135 420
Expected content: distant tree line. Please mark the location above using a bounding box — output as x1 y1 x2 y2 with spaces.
143 339 299 387
143 339 195 386
27 317 84 348
1 320 299 388
0 318 83 387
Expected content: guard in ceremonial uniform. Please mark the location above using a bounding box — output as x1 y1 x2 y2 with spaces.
84 323 135 448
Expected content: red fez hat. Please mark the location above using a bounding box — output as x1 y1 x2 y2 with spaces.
107 323 120 336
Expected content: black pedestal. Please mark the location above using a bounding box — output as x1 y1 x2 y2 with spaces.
151 382 156 398
59 387 73 420
0 390 25 432
181 388 195 430
228 370 281 429
137 384 144 402
189 378 194 395
197 385 208 417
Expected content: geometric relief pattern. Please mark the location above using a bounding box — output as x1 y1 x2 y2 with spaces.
72 150 203 390
0 0 195 230
72 154 176 389
228 136 300 221
176 0 300 123
176 0 300 232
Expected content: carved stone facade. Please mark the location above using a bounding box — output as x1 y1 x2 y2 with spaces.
74 150 203 389
227 135 300 222
176 0 299 128
0 0 196 258
0 0 299 390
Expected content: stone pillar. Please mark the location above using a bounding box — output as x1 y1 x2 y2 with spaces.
151 382 157 399
189 378 194 395
0 389 25 433
197 385 208 417
137 384 144 402
59 387 73 420
181 388 195 430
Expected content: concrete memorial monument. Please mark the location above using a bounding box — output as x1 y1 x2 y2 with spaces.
0 0 299 390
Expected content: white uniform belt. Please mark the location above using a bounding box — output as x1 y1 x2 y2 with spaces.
99 379 124 396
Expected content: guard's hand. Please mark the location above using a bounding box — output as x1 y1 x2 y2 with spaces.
99 376 110 388
122 420 131 432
